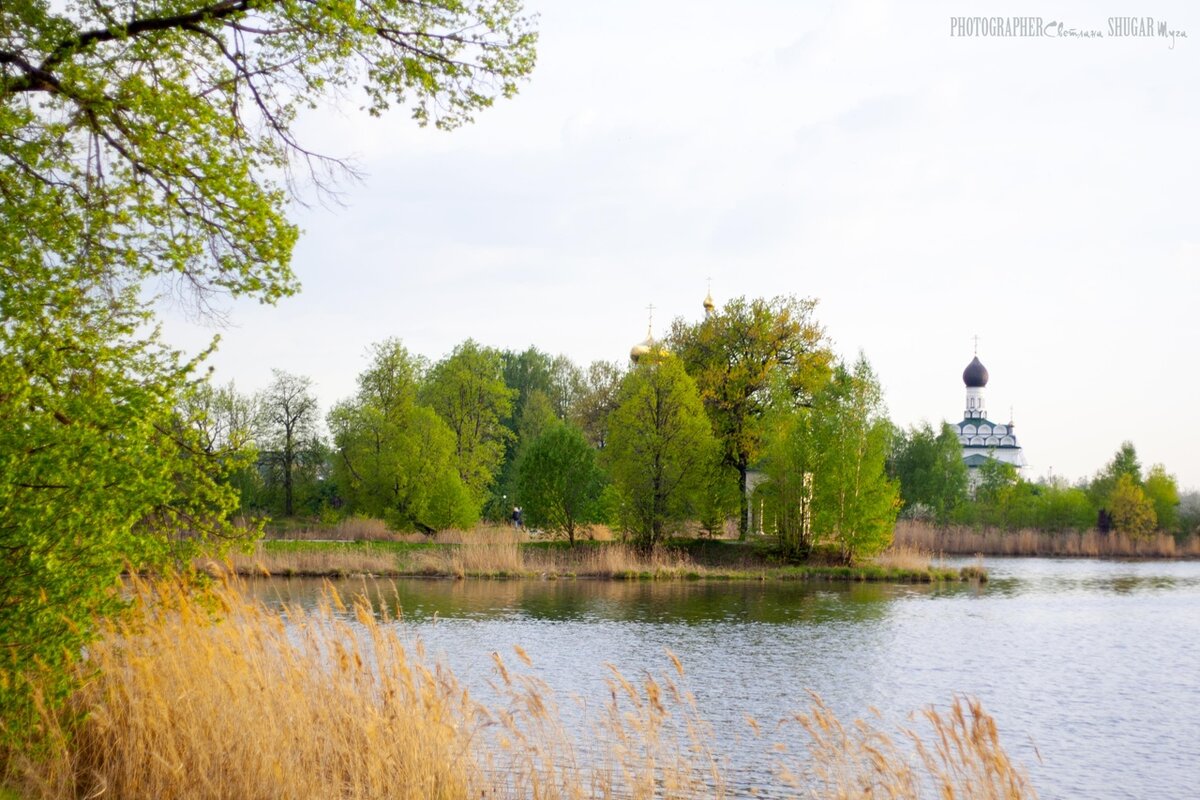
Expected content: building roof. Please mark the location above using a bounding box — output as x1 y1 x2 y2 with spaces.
962 356 989 388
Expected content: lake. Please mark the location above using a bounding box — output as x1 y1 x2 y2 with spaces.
251 558 1200 798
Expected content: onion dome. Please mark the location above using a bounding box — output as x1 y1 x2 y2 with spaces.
962 356 989 388
703 291 715 315
630 326 656 363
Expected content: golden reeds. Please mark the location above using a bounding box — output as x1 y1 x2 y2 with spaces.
872 544 936 572
895 520 1200 558
8 576 1035 799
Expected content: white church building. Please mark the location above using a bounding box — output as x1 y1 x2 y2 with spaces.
954 353 1027 483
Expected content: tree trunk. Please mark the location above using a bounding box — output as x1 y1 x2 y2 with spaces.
283 442 294 517
737 463 749 540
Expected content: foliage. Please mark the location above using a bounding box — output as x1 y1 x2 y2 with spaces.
515 422 606 544
328 341 475 532
568 359 624 449
0 281 250 744
890 423 969 524
1 0 535 748
604 355 717 551
257 370 323 516
177 378 262 511
762 357 899 563
669 295 831 537
1088 441 1143 509
697 463 741 537
1143 464 1180 533
1108 474 1157 539
493 347 579 511
422 340 514 504
1178 491 1200 538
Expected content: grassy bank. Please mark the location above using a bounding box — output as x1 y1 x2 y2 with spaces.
895 520 1200 558
6 577 1034 799
221 527 976 583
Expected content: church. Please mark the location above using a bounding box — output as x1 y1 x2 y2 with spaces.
954 352 1027 483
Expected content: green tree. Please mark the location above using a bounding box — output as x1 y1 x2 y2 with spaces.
177 378 263 512
1089 441 1143 508
1143 464 1180 533
1033 481 1097 533
764 357 898 563
0 291 248 741
669 295 832 539
258 370 322 517
328 341 475 531
422 340 515 505
891 422 969 524
515 422 606 545
1109 473 1157 539
1 0 534 739
604 355 717 552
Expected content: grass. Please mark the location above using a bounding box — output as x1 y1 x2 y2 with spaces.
6 576 1036 799
895 520 1200 558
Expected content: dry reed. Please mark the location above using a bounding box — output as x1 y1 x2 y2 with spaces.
8 576 1035 799
872 544 936 572
895 520 1200 559
225 543 399 576
406 540 708 579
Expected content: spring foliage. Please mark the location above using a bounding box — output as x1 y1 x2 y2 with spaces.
604 355 717 551
0 0 535 737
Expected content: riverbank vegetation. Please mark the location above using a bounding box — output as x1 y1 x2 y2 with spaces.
893 433 1197 542
895 520 1200 559
224 527 971 583
4 577 1034 800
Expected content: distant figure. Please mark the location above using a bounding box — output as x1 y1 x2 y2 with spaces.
515 506 524 530
511 506 521 529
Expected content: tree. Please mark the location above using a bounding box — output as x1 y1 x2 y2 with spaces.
1109 473 1157 539
669 295 832 539
569 360 624 449
1 0 535 739
0 291 247 742
891 422 969 524
422 340 514 504
177 378 263 511
328 340 475 531
515 422 606 545
762 357 898 562
1089 441 1143 509
1142 465 1180 533
604 355 717 552
258 370 322 517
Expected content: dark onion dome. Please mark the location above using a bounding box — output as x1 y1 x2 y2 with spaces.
962 356 989 388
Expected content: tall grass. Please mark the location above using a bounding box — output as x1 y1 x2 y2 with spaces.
872 544 936 572
406 540 709 579
895 520 1200 558
225 543 400 577
9 577 1036 799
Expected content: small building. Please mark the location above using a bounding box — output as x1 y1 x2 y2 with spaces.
954 353 1027 484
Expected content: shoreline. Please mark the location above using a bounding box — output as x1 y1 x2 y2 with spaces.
218 538 985 584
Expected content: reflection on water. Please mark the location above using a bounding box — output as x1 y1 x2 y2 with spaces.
248 558 1200 799
249 576 951 625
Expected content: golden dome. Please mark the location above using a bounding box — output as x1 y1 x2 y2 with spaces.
703 291 715 314
630 332 655 363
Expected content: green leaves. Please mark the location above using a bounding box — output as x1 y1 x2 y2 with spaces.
604 355 717 551
0 0 536 745
762 357 899 562
515 421 606 545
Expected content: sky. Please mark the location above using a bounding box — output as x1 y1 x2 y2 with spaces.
160 0 1200 489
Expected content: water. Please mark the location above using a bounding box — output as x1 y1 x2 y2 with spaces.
252 559 1200 798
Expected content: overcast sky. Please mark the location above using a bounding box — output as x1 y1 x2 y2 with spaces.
161 0 1200 489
